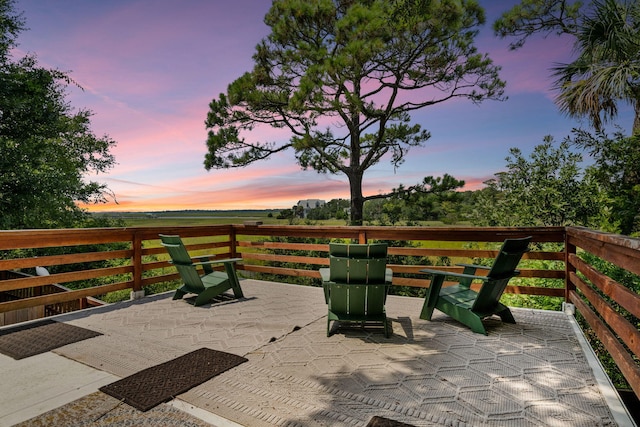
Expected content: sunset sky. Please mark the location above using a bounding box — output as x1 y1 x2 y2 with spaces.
12 0 635 212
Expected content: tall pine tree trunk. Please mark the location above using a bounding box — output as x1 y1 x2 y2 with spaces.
348 171 364 226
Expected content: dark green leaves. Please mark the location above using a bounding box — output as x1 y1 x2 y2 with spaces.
1 2 117 229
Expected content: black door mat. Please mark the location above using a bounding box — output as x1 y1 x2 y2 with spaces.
99 347 248 412
0 319 102 360
367 416 417 427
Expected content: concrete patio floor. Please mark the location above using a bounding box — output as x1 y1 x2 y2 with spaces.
0 279 635 426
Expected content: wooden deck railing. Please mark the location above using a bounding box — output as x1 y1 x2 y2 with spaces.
0 224 638 397
565 226 640 398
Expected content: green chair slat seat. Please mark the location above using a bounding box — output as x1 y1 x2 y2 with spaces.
159 234 244 306
419 236 531 335
319 243 392 337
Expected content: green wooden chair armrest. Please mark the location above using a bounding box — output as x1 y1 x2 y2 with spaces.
319 267 330 282
192 254 216 261
385 268 393 284
193 257 242 266
456 263 491 270
420 268 489 283
420 268 521 281
168 258 241 265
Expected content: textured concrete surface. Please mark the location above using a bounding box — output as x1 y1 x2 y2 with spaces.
0 279 634 426
0 352 118 426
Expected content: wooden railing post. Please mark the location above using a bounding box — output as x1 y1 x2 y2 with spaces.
229 226 237 258
564 228 576 303
131 231 144 299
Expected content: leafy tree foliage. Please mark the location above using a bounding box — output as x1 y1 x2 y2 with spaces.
0 0 117 229
277 208 295 220
306 198 350 221
205 0 505 225
0 0 22 63
472 137 600 227
552 0 640 134
362 174 465 225
392 174 466 223
572 129 640 234
493 0 582 50
494 0 640 236
495 0 640 135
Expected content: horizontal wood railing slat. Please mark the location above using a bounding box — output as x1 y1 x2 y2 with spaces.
0 250 133 271
568 231 640 277
0 281 132 312
0 266 133 292
569 290 640 398
571 272 640 359
569 254 640 319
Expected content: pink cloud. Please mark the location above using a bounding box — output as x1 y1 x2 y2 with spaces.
87 168 350 212
460 175 493 191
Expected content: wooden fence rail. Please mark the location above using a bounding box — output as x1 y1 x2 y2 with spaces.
0 225 567 310
565 226 640 398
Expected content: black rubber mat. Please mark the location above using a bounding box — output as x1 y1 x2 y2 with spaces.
99 347 248 411
0 319 102 360
367 416 417 427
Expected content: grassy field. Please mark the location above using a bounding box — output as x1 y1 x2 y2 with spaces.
98 210 468 228
98 210 290 227
103 211 476 254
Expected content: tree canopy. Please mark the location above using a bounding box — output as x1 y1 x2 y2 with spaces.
553 0 640 134
571 129 640 234
205 0 505 224
494 0 640 235
493 0 582 50
473 137 601 228
495 0 640 135
0 0 117 229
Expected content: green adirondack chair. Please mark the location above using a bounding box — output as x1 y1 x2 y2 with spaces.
159 234 244 306
319 243 393 337
419 236 531 335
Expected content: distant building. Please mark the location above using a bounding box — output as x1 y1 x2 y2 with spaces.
296 199 326 218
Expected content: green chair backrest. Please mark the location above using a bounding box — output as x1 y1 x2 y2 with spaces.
328 243 388 284
486 236 532 279
473 236 531 313
329 243 387 259
159 234 204 292
159 234 192 265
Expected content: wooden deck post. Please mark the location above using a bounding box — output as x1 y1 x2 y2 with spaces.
564 230 576 303
229 226 238 258
131 231 144 299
